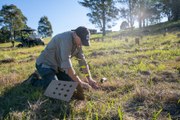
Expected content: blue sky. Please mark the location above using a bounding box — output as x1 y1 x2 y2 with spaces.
0 0 122 36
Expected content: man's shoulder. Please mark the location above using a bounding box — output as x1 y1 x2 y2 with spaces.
56 31 72 37
52 31 72 42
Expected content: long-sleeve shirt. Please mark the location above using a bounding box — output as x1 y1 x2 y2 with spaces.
36 31 87 72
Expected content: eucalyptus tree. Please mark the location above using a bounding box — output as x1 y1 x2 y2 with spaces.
118 0 163 28
79 0 119 36
118 0 137 28
0 4 27 40
38 16 53 38
159 0 180 21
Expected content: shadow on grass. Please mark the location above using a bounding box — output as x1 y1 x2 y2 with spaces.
0 83 71 119
124 90 180 119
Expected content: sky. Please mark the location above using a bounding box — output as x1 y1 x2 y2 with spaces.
0 0 122 36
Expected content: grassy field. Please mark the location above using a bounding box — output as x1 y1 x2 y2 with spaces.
0 21 180 120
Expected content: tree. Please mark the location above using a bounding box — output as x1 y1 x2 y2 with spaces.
38 16 53 38
0 26 11 43
79 0 119 36
119 0 137 28
0 4 27 41
134 0 180 25
159 0 180 21
119 0 163 28
171 1 180 21
134 0 154 28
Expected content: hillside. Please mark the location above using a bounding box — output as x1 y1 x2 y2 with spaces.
0 21 180 120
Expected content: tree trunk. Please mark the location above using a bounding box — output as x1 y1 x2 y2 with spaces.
146 19 148 27
102 0 106 36
143 19 145 27
102 11 106 36
139 17 142 28
139 0 143 28
129 0 134 28
129 0 133 28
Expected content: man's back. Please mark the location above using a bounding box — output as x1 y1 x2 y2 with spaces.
36 31 73 71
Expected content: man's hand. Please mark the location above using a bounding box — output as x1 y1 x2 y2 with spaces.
80 65 99 89
67 67 92 89
88 78 99 89
80 81 92 89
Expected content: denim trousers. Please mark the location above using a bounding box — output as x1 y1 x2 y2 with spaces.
35 64 73 89
35 64 85 100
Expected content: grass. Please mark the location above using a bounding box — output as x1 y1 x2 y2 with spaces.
0 21 180 119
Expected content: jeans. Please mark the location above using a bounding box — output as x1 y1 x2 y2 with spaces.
35 64 73 89
35 64 85 100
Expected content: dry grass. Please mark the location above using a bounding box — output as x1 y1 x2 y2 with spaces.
0 26 180 119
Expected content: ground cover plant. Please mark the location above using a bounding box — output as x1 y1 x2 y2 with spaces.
0 21 180 120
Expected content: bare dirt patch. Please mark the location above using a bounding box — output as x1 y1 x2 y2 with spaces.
0 58 15 64
89 50 122 57
18 55 36 63
152 71 180 83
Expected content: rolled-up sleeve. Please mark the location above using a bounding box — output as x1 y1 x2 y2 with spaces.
75 47 88 67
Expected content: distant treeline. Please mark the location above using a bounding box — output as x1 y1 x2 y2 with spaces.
0 4 53 43
79 0 180 36
0 0 180 43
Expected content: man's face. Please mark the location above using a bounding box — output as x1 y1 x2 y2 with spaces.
73 32 82 48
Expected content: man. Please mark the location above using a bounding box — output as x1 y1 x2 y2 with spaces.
30 26 98 90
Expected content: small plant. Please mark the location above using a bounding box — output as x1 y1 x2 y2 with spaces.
157 64 166 71
152 108 162 120
95 112 98 120
118 106 123 120
168 113 172 120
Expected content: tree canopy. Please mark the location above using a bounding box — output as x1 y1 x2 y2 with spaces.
118 0 180 28
0 4 27 40
0 1 179 42
38 16 53 38
79 0 119 36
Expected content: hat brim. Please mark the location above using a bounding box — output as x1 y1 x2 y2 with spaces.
81 35 90 46
82 39 90 46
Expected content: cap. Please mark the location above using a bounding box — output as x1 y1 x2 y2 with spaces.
74 26 90 46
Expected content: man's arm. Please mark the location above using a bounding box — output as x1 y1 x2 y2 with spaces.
67 67 92 89
73 32 98 89
80 65 98 89
74 48 98 89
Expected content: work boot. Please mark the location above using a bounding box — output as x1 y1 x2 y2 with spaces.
23 71 41 85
